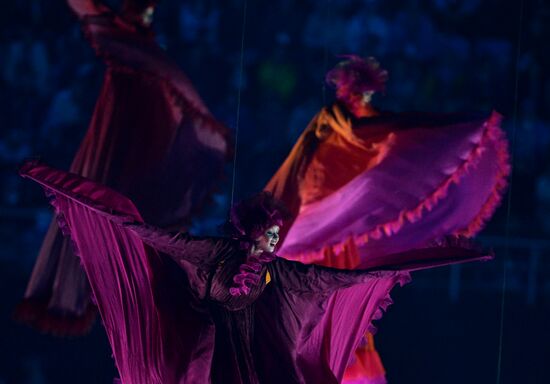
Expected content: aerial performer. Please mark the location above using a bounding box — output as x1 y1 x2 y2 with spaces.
16 0 231 334
265 56 510 383
20 160 492 384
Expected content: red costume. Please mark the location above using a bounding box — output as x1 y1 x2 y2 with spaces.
16 0 230 334
265 56 510 383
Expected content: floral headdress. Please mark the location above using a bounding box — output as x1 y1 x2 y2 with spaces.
325 55 388 99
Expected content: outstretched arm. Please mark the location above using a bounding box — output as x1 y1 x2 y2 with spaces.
274 257 394 295
124 222 228 268
19 161 218 383
275 241 491 295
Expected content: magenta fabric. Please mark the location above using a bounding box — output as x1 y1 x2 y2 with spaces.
278 111 509 265
17 0 230 334
20 162 491 383
325 55 388 94
265 107 509 383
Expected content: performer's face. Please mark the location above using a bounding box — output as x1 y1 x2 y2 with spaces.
254 225 280 254
343 91 374 108
142 6 154 26
362 91 375 104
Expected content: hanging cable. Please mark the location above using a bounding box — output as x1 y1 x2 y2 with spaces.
321 0 331 105
496 1 525 383
230 0 248 207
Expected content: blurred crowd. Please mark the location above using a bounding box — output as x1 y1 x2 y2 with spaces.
1 1 549 241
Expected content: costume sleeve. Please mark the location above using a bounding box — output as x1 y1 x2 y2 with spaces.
275 257 391 295
19 161 216 383
275 239 492 295
124 222 227 268
254 258 409 384
257 243 490 383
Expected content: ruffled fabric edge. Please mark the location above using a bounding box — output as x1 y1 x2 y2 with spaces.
331 271 410 383
453 113 510 237
12 179 98 335
18 163 143 305
20 162 182 384
367 272 411 335
19 161 142 224
285 111 509 263
229 252 276 296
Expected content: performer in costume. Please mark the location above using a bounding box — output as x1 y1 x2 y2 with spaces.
265 56 510 383
15 0 231 334
20 161 491 384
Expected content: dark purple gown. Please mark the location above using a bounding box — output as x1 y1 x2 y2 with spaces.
20 162 491 383
16 0 230 334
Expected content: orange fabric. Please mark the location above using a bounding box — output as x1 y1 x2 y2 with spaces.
265 104 393 266
264 114 318 241
298 105 392 205
265 103 388 383
265 103 393 238
319 237 361 269
343 333 386 381
365 333 376 352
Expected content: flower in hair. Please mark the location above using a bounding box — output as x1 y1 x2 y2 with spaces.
325 55 388 97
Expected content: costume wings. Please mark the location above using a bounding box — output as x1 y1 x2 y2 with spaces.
266 104 509 383
20 161 491 383
267 106 509 266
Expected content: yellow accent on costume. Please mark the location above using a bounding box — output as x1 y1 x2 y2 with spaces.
265 271 271 284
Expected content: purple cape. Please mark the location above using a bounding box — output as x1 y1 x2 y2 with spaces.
20 162 491 383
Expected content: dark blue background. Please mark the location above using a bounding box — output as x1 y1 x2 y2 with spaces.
1 1 549 383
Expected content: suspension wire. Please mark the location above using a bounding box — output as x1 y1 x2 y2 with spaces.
321 0 331 105
496 1 525 383
230 0 248 207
